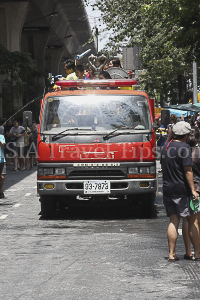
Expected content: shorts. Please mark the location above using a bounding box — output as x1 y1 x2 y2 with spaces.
163 195 196 218
14 146 24 157
24 146 29 157
29 144 37 156
0 163 6 175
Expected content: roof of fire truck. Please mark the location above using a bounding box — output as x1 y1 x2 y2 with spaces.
45 79 148 98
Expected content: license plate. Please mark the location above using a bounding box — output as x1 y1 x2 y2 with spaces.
84 180 111 194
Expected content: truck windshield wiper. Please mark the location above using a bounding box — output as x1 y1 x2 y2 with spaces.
52 128 93 141
103 129 118 141
103 128 136 141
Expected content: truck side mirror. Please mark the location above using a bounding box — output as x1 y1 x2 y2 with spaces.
161 110 170 126
23 111 32 127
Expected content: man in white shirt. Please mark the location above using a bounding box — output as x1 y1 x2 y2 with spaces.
9 119 27 171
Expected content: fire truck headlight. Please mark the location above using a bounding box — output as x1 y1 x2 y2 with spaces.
139 167 150 174
150 166 156 174
55 168 65 175
128 167 138 174
43 168 54 175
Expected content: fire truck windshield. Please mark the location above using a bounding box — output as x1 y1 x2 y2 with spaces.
42 95 149 133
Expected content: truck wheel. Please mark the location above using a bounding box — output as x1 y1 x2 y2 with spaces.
139 193 156 218
40 196 57 218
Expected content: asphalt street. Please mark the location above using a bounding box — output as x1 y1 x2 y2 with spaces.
0 162 200 300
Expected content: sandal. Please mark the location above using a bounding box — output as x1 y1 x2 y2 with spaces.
168 256 179 262
0 192 4 199
184 254 194 260
12 168 17 171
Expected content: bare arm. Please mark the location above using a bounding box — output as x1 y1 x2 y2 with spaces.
166 126 173 143
6 131 11 137
19 133 28 137
184 165 199 200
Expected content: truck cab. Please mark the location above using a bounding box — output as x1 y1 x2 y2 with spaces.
37 79 157 217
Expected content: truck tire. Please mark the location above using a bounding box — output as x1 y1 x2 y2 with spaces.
40 196 57 218
139 192 156 218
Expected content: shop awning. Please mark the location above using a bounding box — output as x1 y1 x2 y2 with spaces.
164 104 200 112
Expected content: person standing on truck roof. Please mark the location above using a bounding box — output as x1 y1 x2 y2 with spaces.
109 58 122 68
58 60 78 81
65 60 78 80
85 66 95 79
75 65 84 79
99 71 114 90
99 71 112 79
160 121 200 261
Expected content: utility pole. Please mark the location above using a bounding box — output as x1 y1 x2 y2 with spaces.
193 61 198 104
96 27 98 54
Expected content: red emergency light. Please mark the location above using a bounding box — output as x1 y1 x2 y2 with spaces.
55 79 137 88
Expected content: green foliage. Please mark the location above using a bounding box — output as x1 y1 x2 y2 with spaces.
0 45 41 81
0 45 44 118
85 0 200 103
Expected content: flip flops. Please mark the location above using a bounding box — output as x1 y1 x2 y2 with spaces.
184 254 194 260
0 192 4 199
168 256 179 262
168 255 200 261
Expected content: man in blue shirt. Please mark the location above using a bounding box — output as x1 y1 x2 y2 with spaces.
0 133 6 198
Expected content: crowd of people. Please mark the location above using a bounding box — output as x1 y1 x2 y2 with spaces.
0 117 38 198
154 112 199 148
58 58 121 81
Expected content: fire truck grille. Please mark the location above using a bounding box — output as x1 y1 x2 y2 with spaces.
65 182 128 190
68 169 126 179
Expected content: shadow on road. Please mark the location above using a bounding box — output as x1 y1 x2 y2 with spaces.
39 201 158 221
4 164 37 191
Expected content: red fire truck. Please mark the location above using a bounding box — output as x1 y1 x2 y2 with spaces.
37 79 157 217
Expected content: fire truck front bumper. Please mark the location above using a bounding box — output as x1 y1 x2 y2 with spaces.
37 178 157 196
